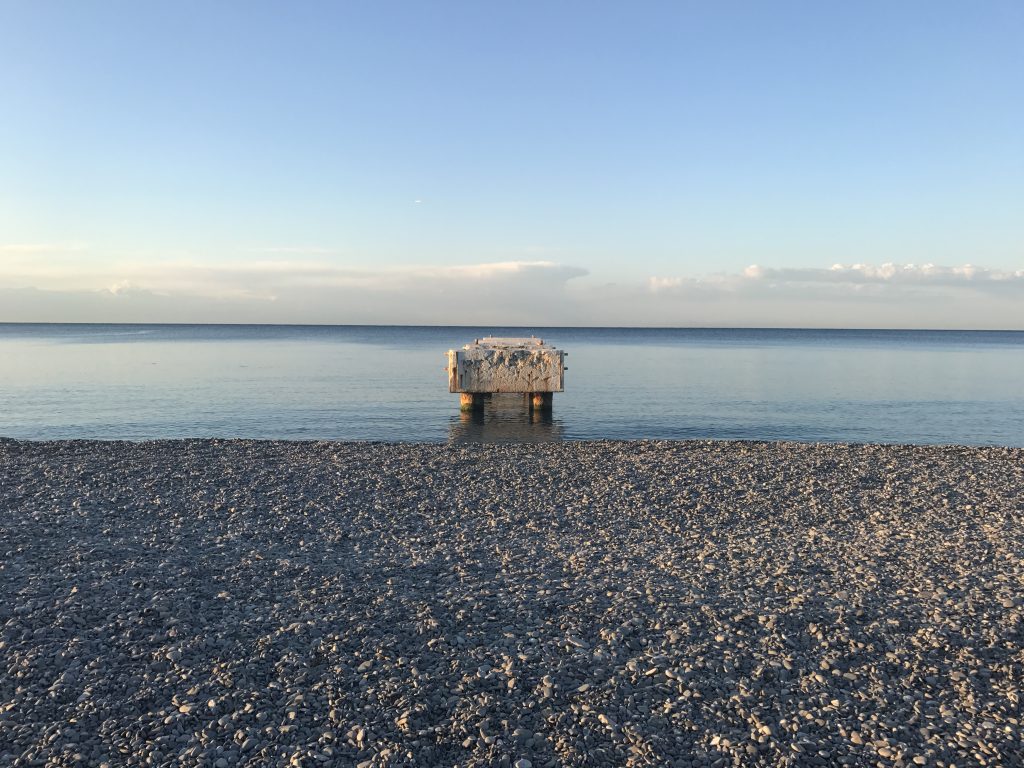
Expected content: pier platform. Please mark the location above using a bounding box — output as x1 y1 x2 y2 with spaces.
447 337 566 411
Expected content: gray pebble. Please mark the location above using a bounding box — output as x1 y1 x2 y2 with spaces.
0 439 1021 767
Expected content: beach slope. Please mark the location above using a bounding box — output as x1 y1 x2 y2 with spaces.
1 439 1021 767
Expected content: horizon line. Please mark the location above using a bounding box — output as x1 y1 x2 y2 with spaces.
1 321 1023 333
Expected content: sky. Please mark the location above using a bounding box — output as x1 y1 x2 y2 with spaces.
1 1 1022 327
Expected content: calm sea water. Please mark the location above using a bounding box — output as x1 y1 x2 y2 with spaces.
1 324 1023 445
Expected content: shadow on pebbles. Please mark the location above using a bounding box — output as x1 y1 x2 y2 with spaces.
1 439 1022 767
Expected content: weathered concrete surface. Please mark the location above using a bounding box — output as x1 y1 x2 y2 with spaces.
448 338 565 394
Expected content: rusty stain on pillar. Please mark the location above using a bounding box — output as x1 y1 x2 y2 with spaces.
447 337 566 412
460 393 484 411
530 392 553 410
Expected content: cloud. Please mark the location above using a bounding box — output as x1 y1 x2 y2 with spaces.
738 262 1024 287
1 255 1022 328
647 274 733 293
250 246 344 256
1 256 585 299
106 280 135 295
636 261 1024 328
647 263 1024 299
0 257 590 325
0 243 88 254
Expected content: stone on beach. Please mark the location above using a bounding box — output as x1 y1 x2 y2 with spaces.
1 439 1022 767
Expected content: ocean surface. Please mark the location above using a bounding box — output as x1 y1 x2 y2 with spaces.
1 323 1023 445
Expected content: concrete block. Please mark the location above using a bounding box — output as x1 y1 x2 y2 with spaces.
448 337 565 394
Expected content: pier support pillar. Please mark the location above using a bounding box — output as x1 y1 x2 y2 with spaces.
460 393 485 411
530 392 553 410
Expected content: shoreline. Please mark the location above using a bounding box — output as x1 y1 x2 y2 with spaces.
2 440 1021 766
3 436 1023 449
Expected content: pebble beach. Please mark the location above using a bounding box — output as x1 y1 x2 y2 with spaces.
1 439 1022 768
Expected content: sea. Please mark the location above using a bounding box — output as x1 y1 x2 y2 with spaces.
1 324 1022 446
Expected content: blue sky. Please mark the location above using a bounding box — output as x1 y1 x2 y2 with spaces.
1 1 1022 326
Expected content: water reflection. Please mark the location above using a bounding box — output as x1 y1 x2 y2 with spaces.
448 394 565 443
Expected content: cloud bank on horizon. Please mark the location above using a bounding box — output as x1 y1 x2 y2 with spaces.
2 249 1021 329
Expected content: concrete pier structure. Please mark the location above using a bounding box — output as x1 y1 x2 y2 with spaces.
448 337 566 411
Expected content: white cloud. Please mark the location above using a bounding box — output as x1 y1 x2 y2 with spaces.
737 262 1024 287
1 255 1022 328
106 280 135 296
0 243 88 254
250 246 343 256
637 262 1024 329
648 276 685 292
646 262 1024 297
0 257 590 324
1 257 586 300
